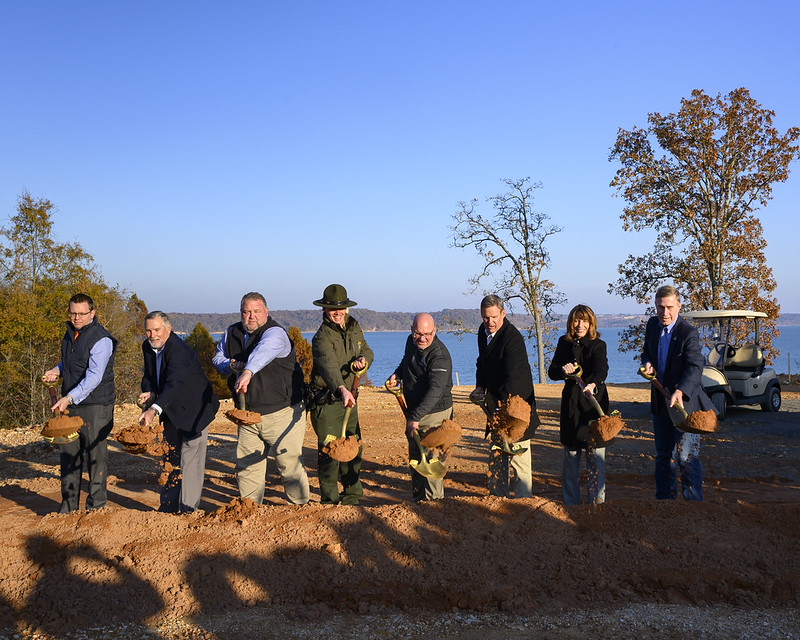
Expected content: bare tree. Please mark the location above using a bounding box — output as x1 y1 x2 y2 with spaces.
608 88 800 360
451 178 565 382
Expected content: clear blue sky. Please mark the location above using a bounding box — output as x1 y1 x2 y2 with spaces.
2 1 798 315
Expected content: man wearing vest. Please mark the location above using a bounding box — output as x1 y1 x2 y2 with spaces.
213 292 310 504
43 293 117 513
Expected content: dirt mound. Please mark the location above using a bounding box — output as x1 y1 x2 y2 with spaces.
1 386 799 638
225 407 261 426
419 419 462 449
683 409 718 434
204 496 262 522
40 414 83 439
323 435 360 461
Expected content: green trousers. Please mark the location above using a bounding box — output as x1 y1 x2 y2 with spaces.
310 401 363 505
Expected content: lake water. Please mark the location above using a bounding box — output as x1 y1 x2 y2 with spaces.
214 326 800 386
307 325 800 386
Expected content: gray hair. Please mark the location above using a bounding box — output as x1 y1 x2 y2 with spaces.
655 285 680 302
144 310 171 327
480 294 505 312
240 291 267 309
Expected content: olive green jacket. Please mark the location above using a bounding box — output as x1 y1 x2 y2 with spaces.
311 315 374 395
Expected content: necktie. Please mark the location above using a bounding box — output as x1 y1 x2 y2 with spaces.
657 327 670 377
155 349 163 387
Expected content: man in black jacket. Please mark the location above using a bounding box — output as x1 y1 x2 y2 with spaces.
389 313 453 501
472 295 538 498
641 285 711 501
139 311 219 513
43 293 117 513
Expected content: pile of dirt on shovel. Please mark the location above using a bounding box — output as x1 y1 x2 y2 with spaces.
591 414 626 442
493 395 530 442
419 419 462 450
684 409 718 433
116 422 168 456
224 407 261 426
40 413 83 439
323 435 360 461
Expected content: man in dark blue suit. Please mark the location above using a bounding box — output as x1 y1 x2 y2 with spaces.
641 285 711 501
138 311 219 513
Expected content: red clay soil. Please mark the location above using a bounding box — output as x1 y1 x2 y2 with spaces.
419 418 462 450
493 395 530 442
116 421 169 457
684 409 719 434
39 414 83 439
322 435 361 462
0 384 799 638
591 413 626 442
224 408 261 426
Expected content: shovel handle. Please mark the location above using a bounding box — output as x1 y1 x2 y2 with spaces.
565 365 606 418
637 366 689 419
340 406 352 439
384 379 409 419
349 360 368 400
468 393 492 419
41 377 61 415
236 391 247 411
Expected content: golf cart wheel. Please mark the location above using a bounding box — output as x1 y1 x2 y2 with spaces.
761 386 781 412
711 391 727 420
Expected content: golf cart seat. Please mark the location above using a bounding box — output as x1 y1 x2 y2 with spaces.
724 343 764 379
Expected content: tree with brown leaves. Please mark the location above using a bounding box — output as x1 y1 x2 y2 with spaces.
287 326 312 384
608 88 800 359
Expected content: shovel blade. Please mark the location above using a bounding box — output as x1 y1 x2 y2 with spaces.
410 457 446 479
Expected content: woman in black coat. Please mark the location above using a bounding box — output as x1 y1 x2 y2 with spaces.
548 304 609 505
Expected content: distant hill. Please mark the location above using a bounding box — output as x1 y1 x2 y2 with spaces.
167 309 800 335
166 309 651 334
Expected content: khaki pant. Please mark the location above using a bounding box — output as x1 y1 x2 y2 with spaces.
236 402 309 505
408 406 453 501
485 393 534 498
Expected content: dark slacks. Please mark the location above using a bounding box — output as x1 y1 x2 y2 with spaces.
653 407 703 501
59 403 114 512
311 402 362 505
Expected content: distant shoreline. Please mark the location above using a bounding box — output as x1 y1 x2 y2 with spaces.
166 309 800 335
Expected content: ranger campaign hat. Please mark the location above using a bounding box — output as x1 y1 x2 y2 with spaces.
313 283 358 309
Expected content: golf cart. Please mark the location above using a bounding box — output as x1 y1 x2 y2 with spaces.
682 310 781 420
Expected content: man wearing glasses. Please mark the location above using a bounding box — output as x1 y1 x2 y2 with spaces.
43 293 117 513
388 313 453 501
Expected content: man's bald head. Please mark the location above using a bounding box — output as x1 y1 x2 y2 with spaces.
411 313 436 349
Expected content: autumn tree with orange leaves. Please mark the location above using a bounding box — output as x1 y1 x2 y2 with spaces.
608 88 800 359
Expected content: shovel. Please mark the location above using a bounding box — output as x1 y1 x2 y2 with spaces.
564 365 624 447
39 377 83 444
225 391 262 426
384 380 446 480
321 362 368 462
637 367 717 434
468 392 528 456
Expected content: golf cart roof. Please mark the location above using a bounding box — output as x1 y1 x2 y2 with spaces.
682 310 768 320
